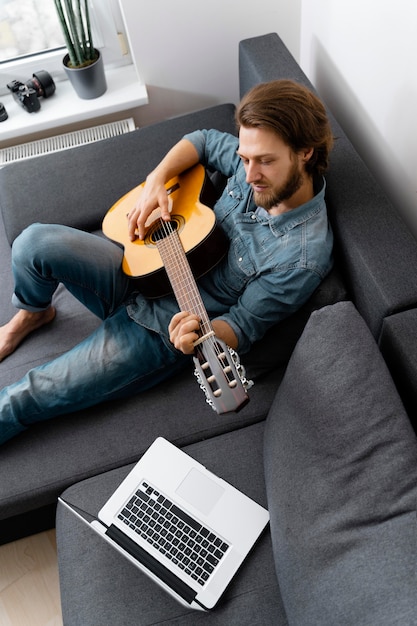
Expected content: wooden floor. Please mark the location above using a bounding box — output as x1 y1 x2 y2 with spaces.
0 530 63 626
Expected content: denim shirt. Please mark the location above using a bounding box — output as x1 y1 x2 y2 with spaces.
127 130 333 354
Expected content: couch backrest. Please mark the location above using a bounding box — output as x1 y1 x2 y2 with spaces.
0 104 236 246
239 33 417 340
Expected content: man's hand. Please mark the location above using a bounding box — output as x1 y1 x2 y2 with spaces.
127 173 171 242
169 311 201 355
169 312 239 354
126 139 200 242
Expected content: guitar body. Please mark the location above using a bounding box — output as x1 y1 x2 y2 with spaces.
102 165 228 298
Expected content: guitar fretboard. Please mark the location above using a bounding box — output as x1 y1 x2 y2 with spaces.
154 221 213 339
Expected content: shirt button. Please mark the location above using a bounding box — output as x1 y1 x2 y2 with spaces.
251 214 256 220
238 257 243 262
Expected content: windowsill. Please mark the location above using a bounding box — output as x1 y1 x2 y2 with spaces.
0 64 148 144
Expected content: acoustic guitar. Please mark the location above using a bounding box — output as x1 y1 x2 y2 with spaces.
103 164 251 414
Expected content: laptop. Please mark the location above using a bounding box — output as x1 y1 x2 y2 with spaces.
80 437 269 611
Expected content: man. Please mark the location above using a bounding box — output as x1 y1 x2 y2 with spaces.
0 79 334 444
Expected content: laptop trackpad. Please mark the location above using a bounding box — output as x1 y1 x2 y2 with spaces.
176 468 225 516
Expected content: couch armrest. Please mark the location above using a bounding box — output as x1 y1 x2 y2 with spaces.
379 309 417 428
0 104 236 245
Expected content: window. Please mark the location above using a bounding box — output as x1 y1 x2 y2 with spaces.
0 0 131 95
0 0 65 61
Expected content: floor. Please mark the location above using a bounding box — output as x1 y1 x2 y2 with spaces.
0 530 63 625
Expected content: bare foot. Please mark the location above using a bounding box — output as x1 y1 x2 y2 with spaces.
0 307 56 362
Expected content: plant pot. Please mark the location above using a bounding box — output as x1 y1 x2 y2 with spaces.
63 49 107 100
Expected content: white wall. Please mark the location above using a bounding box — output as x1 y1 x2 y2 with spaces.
119 0 301 125
300 0 417 239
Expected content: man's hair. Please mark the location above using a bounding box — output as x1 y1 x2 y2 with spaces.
236 79 334 177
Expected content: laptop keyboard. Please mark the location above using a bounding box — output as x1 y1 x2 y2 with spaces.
117 481 229 587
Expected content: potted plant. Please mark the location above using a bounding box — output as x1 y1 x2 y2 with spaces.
54 0 107 99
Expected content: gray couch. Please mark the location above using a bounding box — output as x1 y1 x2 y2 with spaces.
1 32 417 623
0 36 345 544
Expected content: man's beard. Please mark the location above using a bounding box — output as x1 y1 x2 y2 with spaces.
253 161 303 211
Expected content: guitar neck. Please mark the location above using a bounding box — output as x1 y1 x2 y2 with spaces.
155 224 213 337
156 218 250 415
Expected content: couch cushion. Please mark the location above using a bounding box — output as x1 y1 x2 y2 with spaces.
264 301 417 625
56 423 288 625
0 354 281 534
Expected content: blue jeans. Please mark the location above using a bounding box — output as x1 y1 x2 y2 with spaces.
0 224 189 444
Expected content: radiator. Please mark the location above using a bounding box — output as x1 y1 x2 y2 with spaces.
0 118 136 165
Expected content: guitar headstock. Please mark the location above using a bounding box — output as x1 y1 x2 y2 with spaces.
193 337 251 414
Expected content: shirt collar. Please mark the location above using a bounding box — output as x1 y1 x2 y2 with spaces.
266 177 327 237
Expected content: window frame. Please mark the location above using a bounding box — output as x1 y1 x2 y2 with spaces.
0 0 132 96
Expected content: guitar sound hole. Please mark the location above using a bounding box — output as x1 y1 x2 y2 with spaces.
147 215 185 245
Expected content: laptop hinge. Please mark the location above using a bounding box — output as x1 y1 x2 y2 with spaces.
106 524 198 605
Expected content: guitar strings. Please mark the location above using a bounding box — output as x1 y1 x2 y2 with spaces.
156 218 237 386
157 218 210 327
156 217 218 344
